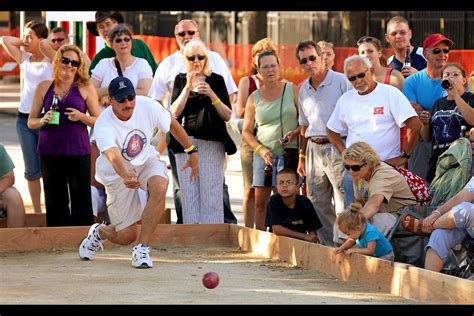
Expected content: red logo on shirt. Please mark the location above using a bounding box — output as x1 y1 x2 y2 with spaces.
373 107 384 115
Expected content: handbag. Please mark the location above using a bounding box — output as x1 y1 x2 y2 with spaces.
279 83 299 170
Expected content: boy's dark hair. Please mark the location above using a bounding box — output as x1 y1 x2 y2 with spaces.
276 168 299 183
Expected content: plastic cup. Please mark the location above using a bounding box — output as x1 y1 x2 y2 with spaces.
193 75 204 93
49 111 60 125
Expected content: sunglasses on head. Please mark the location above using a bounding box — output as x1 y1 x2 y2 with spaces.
114 94 136 103
114 37 131 44
344 162 367 172
61 57 80 68
348 70 368 82
432 47 450 55
299 55 317 65
356 36 375 46
176 30 196 37
52 38 65 43
186 55 206 62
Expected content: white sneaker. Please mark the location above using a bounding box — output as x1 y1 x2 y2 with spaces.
79 223 105 260
132 244 153 268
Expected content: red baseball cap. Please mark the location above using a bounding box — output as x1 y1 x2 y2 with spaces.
423 33 453 49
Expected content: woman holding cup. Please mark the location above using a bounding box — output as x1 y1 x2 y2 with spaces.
28 45 100 226
169 39 235 224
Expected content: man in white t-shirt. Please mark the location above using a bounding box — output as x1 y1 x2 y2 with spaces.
326 55 421 221
148 19 238 225
79 77 198 269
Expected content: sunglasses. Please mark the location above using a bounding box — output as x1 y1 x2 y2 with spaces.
348 70 368 82
186 55 206 62
61 57 80 68
114 37 131 44
176 30 196 37
356 36 375 46
51 38 65 43
344 162 367 172
299 55 317 65
432 48 450 55
114 94 136 103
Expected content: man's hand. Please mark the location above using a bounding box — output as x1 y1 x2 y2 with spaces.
410 102 424 116
123 171 140 189
181 152 198 181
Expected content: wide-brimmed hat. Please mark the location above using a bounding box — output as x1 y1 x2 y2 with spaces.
86 11 124 37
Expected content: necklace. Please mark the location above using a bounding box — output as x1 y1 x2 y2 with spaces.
54 83 74 100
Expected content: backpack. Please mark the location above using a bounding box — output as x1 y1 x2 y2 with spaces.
386 163 432 206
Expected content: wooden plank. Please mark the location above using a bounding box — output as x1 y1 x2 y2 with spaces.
230 225 473 304
399 266 474 304
0 223 231 252
0 208 171 228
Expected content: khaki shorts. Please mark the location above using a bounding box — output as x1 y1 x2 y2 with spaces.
105 156 168 231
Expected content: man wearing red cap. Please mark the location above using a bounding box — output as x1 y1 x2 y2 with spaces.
86 11 157 76
403 33 453 181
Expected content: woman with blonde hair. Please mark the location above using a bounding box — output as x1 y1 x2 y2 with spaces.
357 36 405 91
28 44 100 226
236 37 278 228
342 141 417 236
169 39 235 224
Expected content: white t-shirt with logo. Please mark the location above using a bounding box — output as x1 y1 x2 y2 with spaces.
327 83 417 161
94 95 171 184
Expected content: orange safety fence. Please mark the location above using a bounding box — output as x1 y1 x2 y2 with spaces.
136 35 474 86
0 27 20 76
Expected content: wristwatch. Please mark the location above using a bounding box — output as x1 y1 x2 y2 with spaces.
187 146 198 155
401 151 411 159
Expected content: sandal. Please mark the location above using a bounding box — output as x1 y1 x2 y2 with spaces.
401 214 431 236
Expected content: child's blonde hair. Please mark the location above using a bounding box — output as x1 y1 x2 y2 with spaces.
336 209 366 233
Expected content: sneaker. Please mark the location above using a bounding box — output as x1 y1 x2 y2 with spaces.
79 223 105 260
132 244 153 268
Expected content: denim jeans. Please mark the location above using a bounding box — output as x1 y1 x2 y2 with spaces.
16 115 41 180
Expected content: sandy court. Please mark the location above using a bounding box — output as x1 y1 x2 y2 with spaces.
0 245 416 304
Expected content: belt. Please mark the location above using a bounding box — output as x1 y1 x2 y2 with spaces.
309 137 330 145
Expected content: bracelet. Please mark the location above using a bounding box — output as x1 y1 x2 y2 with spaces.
184 144 195 153
255 144 263 153
211 98 220 106
299 154 306 159
432 210 442 217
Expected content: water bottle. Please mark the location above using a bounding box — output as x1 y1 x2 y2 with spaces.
460 125 467 138
264 163 273 187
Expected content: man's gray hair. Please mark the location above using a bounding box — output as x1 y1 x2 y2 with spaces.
343 55 372 76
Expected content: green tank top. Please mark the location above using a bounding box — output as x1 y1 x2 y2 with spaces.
253 83 298 156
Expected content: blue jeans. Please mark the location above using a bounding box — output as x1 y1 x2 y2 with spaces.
343 169 355 208
16 115 41 180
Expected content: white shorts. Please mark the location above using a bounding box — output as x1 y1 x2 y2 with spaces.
105 155 168 231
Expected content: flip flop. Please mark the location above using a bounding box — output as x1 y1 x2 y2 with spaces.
401 214 431 236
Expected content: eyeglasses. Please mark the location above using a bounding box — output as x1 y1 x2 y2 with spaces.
347 70 368 82
432 48 450 55
299 55 317 65
60 57 80 68
277 180 296 187
344 162 367 172
114 37 131 44
186 55 206 62
442 71 463 78
357 36 375 46
113 94 136 103
176 30 197 37
51 38 65 43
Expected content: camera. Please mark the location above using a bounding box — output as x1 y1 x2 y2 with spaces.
441 79 451 89
280 136 289 143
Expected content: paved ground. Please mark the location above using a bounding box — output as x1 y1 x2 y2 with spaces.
0 77 245 224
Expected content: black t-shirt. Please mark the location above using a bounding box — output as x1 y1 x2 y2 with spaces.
265 194 322 234
427 91 474 182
